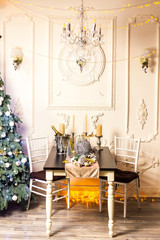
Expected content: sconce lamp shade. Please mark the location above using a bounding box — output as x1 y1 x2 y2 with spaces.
11 47 23 58
11 47 23 70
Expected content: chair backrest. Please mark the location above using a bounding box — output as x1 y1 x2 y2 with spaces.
114 136 141 172
26 136 49 173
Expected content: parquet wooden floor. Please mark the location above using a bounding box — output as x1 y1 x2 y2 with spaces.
0 197 160 240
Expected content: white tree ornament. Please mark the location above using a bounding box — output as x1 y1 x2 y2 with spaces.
1 132 6 138
5 111 10 116
21 158 27 164
9 121 14 127
5 163 10 168
12 195 18 201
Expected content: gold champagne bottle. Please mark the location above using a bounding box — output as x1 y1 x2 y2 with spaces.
51 125 63 136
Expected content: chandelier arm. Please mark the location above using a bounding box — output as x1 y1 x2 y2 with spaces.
61 0 103 72
80 0 84 39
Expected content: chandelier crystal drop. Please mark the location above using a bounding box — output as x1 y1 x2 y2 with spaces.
61 0 103 72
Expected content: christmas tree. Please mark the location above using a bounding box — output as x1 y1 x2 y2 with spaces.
0 75 30 211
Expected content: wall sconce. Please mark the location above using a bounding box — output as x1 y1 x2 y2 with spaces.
11 47 23 70
140 49 150 73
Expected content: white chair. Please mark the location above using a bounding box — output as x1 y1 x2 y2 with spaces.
26 136 70 210
99 136 141 218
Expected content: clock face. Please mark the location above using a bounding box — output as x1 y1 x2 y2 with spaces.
58 44 106 86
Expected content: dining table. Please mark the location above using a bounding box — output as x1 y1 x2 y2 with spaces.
43 146 117 238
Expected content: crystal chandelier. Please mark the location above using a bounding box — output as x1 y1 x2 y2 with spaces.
61 0 103 72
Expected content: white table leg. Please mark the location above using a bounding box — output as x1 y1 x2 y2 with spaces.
46 170 53 236
108 172 114 238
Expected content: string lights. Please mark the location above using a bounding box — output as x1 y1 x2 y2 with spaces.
7 0 160 14
4 0 160 65
69 189 157 206
7 43 158 66
117 15 159 30
6 0 160 31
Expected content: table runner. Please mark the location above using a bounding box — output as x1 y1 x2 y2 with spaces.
65 161 99 178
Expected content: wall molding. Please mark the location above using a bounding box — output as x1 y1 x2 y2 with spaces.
57 113 70 129
3 13 35 136
126 15 160 142
139 188 160 197
13 98 24 120
58 46 106 87
48 16 116 110
138 151 159 174
137 99 148 130
91 113 104 129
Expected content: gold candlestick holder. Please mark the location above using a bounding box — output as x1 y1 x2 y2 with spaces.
96 135 103 151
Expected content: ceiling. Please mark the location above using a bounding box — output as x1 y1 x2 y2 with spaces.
1 0 159 19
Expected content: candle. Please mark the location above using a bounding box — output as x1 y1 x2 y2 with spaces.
72 114 75 133
63 23 66 33
85 114 87 133
67 22 71 31
67 19 71 37
96 124 102 137
99 24 101 37
93 19 96 31
59 123 65 135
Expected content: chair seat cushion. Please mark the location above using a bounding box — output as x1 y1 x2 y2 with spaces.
30 170 66 181
115 169 139 183
100 169 139 184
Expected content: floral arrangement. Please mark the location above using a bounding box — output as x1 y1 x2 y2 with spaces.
63 139 96 166
70 153 96 167
13 56 23 70
76 57 86 72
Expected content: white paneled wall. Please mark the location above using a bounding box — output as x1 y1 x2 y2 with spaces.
0 0 160 196
3 14 34 136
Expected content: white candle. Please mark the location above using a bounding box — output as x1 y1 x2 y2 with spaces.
99 24 101 40
67 22 71 31
72 115 75 133
59 123 65 135
85 114 87 133
63 23 66 32
92 19 96 31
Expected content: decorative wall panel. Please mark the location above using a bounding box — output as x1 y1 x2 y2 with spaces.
126 15 160 142
48 16 116 110
137 99 148 130
3 14 35 136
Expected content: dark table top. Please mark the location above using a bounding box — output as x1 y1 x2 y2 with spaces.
44 146 117 171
